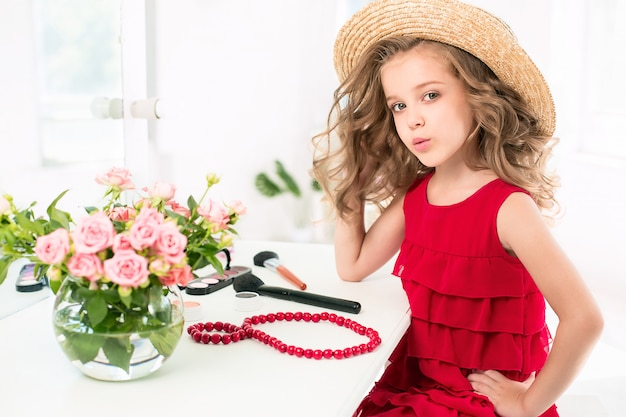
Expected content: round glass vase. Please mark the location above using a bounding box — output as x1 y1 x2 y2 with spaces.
51 276 185 381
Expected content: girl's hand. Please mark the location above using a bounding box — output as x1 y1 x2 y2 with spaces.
467 370 535 417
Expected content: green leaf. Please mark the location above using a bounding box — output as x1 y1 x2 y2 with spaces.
102 336 134 373
86 293 108 327
131 288 147 309
254 173 282 197
61 331 104 364
206 255 225 274
0 255 11 286
120 292 132 309
311 178 322 192
165 210 187 226
14 211 45 236
47 190 72 230
187 253 209 271
275 160 301 197
100 286 120 303
149 321 183 357
49 278 62 294
187 195 198 212
150 283 164 297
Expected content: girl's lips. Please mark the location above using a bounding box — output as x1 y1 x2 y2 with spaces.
413 138 430 152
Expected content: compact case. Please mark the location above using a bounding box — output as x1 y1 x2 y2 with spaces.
15 263 48 293
184 265 252 295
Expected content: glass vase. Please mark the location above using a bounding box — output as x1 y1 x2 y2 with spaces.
51 276 185 381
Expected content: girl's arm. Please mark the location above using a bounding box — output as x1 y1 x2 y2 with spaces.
469 192 604 417
334 193 406 282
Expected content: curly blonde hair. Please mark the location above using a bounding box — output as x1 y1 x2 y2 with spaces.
311 37 559 220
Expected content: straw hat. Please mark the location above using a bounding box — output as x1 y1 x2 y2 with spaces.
334 0 556 136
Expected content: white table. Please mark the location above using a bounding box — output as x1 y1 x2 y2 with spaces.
0 240 410 417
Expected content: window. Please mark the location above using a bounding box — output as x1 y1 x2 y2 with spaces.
33 0 124 165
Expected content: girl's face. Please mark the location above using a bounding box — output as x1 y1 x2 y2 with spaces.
381 45 475 169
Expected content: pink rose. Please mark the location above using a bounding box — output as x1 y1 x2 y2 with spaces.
154 222 187 264
113 233 133 252
103 250 149 288
149 258 170 275
159 265 193 287
34 228 70 265
128 208 164 250
135 207 164 225
227 200 247 215
67 253 103 282
71 212 115 254
144 181 176 201
197 200 230 232
129 222 158 251
108 206 137 222
166 201 191 218
95 167 135 191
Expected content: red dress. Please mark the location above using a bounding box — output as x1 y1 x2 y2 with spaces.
354 174 558 417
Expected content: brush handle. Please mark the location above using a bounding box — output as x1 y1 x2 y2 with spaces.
263 258 307 290
276 265 307 290
257 285 361 314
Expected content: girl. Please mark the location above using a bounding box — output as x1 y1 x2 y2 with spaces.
311 0 603 416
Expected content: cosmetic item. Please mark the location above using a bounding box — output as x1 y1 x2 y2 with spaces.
253 250 307 290
185 266 251 295
233 273 361 314
234 291 261 312
15 263 48 293
172 300 203 322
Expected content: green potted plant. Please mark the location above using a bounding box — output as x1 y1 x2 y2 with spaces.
254 160 326 241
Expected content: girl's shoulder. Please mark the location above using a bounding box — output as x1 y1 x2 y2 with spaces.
490 178 530 199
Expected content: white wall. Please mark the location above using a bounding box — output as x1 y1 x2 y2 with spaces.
148 0 341 242
1 0 624 346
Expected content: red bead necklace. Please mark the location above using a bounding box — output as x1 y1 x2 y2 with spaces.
187 311 382 360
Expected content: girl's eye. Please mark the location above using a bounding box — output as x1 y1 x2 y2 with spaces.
390 102 406 112
424 92 439 101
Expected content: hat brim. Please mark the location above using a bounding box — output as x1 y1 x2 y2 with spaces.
334 0 555 136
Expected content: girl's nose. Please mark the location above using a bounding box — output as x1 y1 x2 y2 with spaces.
407 108 424 128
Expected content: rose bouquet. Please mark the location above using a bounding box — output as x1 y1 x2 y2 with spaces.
0 167 245 379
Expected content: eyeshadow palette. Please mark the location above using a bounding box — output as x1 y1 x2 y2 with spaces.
184 265 251 295
15 263 48 293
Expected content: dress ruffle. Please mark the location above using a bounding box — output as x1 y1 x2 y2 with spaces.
403 317 551 373
403 283 547 334
392 239 551 373
394 241 541 299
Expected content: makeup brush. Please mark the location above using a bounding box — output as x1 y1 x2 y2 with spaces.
233 273 361 314
253 250 307 290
